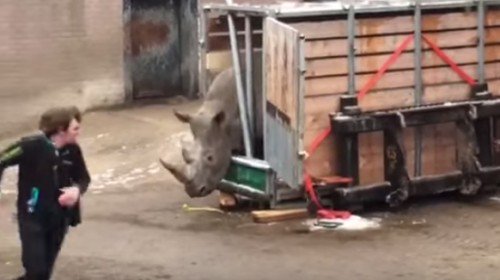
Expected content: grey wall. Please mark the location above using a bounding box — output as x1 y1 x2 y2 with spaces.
0 0 125 138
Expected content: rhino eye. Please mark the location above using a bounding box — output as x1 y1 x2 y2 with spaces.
206 155 214 163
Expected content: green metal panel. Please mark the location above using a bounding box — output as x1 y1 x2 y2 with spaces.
224 162 268 192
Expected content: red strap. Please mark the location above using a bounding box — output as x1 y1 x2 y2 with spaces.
358 35 415 100
303 127 331 209
304 127 351 219
422 35 477 86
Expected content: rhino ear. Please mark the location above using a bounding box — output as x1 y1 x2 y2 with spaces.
212 111 226 126
174 110 192 123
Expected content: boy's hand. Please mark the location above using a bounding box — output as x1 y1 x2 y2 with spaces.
58 186 80 207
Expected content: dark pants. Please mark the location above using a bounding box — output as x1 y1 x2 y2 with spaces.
18 216 68 280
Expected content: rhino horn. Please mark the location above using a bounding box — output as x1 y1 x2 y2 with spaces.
159 158 190 184
181 146 193 164
173 110 192 124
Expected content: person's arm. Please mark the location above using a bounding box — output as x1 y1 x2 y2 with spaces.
0 141 24 185
70 144 91 195
59 144 90 207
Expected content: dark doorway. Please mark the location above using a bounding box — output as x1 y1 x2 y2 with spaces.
128 0 182 99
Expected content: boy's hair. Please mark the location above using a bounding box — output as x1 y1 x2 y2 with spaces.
39 106 82 136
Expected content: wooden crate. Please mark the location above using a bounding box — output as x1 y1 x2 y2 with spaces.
289 8 500 185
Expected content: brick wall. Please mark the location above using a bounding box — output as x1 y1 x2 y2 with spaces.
0 0 125 137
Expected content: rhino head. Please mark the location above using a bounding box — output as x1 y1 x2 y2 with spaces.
160 109 234 197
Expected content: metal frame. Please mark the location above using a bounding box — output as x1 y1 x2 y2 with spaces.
331 100 500 206
245 15 254 137
204 0 500 19
227 11 253 157
298 35 306 184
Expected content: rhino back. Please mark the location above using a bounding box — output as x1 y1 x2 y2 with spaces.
204 68 238 119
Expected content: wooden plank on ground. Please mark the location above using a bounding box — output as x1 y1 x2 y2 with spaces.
252 209 309 223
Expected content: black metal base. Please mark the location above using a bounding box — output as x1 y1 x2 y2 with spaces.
328 167 500 206
329 97 500 208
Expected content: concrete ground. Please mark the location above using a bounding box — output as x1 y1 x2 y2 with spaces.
1 100 500 280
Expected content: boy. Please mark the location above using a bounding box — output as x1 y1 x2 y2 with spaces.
0 106 91 280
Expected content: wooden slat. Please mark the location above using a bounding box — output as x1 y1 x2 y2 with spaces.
489 79 500 96
305 27 500 58
305 76 500 126
486 26 500 44
304 95 341 131
358 132 384 185
290 10 500 40
304 94 341 177
264 19 299 128
306 45 500 77
357 83 474 112
306 62 500 97
487 8 500 27
359 87 415 112
304 128 337 178
404 128 416 179
421 123 457 176
358 128 419 185
208 34 263 52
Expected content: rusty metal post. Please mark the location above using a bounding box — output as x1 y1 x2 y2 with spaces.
347 5 356 97
478 0 486 84
414 0 423 177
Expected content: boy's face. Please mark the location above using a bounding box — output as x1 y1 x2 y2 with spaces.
61 118 81 144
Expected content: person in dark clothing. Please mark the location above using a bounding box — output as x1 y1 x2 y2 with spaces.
0 106 91 280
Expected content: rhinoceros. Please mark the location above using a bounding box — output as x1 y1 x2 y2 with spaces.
159 68 247 197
